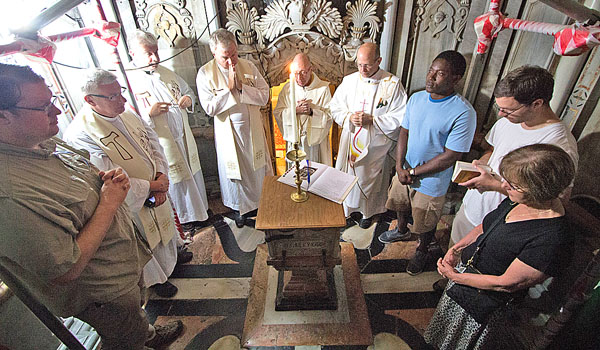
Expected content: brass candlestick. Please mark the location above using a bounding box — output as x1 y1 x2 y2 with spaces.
286 141 308 202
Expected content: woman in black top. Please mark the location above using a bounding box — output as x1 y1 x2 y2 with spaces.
425 144 575 349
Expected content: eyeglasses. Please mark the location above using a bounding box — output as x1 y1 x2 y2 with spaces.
294 70 311 76
88 86 127 101
493 102 527 117
503 178 526 193
357 63 376 70
11 96 59 114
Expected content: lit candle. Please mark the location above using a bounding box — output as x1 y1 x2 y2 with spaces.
289 63 298 143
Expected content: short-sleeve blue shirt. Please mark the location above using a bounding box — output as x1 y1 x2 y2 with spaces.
402 91 476 197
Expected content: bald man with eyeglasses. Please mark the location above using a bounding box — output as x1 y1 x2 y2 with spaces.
330 42 407 230
273 53 333 166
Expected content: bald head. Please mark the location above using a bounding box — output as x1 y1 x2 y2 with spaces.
292 53 313 87
292 53 311 69
356 43 381 78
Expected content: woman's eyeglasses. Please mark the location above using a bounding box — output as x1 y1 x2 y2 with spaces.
503 178 526 193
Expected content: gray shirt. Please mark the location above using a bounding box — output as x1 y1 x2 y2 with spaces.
0 139 150 316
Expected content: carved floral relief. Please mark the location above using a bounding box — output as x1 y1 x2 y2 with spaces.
134 0 195 47
221 0 387 85
418 0 471 42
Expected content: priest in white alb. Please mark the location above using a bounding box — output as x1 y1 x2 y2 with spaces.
64 69 180 298
196 28 273 228
273 53 333 166
331 43 407 229
126 30 209 233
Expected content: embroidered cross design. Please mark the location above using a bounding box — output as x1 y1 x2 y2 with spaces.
100 132 133 160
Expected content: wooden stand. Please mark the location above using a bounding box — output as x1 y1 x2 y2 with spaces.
256 176 346 311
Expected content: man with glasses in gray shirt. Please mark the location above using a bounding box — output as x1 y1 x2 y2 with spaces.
0 63 182 349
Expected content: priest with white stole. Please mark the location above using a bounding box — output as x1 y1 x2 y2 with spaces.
273 53 333 166
331 42 407 229
196 28 273 228
126 30 210 234
64 69 181 298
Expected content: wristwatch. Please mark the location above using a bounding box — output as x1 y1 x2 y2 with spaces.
408 168 416 176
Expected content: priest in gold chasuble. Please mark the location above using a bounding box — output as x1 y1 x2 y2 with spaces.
331 43 407 229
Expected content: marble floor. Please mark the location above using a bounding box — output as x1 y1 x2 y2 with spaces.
145 199 454 350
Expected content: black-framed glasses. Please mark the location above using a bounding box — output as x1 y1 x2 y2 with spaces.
12 95 59 114
493 102 527 117
88 86 127 101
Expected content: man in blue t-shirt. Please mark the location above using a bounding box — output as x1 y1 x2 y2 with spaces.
378 51 476 275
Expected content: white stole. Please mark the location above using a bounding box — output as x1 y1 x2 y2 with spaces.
205 59 267 180
134 66 201 184
341 72 400 166
79 106 174 249
281 73 331 147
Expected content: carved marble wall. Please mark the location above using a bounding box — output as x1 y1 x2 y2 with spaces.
221 0 389 86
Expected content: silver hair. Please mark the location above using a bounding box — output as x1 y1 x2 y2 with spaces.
208 29 236 53
128 30 158 50
81 69 118 95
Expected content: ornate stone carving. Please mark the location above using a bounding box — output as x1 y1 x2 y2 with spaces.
134 0 149 30
257 0 343 42
419 0 471 42
341 0 381 46
226 1 262 46
221 0 386 85
259 32 350 86
152 4 186 46
134 1 195 46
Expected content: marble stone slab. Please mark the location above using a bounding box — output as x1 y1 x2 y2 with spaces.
242 243 372 347
223 217 266 252
361 271 440 294
151 277 251 300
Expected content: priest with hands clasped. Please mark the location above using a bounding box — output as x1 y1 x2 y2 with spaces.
330 42 407 230
273 53 333 166
196 29 273 229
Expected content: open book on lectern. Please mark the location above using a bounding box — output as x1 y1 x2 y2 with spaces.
277 161 358 204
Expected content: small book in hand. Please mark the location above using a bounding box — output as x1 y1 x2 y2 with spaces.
452 161 493 183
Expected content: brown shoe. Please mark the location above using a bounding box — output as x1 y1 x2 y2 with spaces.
145 320 184 349
151 281 178 298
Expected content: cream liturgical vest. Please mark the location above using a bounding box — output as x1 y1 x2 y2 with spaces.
280 73 331 147
79 106 174 249
344 72 400 164
133 66 201 184
204 59 267 180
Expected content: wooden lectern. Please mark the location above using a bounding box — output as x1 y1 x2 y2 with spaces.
256 176 346 311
